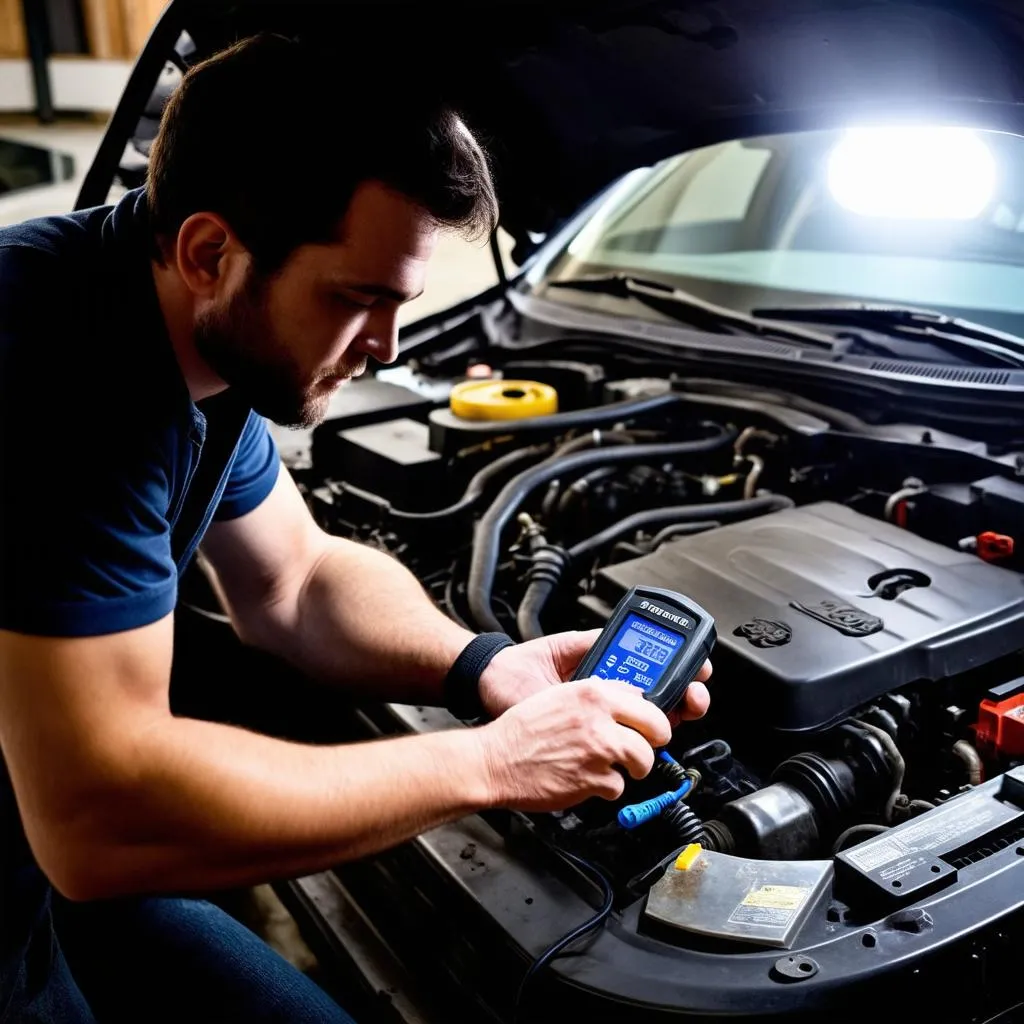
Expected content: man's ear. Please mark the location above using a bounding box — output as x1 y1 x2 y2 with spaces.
174 212 247 298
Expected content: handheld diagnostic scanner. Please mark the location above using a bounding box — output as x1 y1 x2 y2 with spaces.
572 585 716 712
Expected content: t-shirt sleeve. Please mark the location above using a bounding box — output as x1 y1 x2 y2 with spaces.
213 410 281 521
0 249 177 638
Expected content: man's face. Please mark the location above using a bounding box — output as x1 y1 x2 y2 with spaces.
194 180 439 428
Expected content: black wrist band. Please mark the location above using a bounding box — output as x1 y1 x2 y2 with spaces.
443 632 515 722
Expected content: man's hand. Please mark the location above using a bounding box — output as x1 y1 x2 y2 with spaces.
477 678 674 811
477 629 712 724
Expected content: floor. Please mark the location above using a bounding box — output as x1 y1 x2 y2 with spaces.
0 111 513 999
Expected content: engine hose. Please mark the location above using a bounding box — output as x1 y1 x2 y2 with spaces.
467 424 737 632
555 466 620 516
334 443 550 523
431 392 686 441
952 739 983 786
678 378 870 433
390 443 549 520
884 478 927 523
649 520 721 550
655 755 690 787
662 802 705 845
552 430 638 457
539 439 634 520
519 507 775 640
567 495 795 565
700 819 734 853
742 454 764 500
516 545 570 641
833 823 890 855
854 721 905 823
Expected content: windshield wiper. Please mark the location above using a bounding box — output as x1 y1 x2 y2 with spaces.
546 274 836 350
751 303 1024 369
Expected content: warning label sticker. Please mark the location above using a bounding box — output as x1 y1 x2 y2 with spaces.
877 856 927 883
844 792 1017 873
727 885 810 928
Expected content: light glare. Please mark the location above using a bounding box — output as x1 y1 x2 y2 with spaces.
827 126 996 220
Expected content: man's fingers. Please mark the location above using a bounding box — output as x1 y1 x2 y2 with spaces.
596 681 673 748
667 662 713 726
668 681 711 726
551 629 603 678
593 771 626 802
612 723 658 780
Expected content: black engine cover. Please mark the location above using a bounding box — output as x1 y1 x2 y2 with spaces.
580 502 1024 731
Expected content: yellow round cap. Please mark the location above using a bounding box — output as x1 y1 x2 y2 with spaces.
449 379 558 421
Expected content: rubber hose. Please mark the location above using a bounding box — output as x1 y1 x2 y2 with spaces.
390 443 549 521
467 425 737 632
952 739 983 786
679 378 870 433
742 454 764 500
552 431 638 456
701 819 734 853
649 520 722 550
519 437 639 639
567 495 794 564
333 443 550 524
516 578 555 641
538 433 638 521
555 466 620 516
540 480 562 520
656 757 689 786
433 392 684 440
517 541 571 641
832 823 889 854
662 802 705 845
855 721 905 823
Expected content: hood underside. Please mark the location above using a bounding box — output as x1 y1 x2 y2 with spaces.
87 0 1024 242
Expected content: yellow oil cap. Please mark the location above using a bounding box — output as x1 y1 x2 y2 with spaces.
449 379 558 421
450 378 561 421
674 844 704 871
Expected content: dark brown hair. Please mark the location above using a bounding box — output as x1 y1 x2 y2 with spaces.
146 33 498 271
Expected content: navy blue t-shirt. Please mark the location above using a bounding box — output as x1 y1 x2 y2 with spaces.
0 188 281 1012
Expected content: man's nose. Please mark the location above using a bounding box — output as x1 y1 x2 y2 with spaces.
355 307 399 365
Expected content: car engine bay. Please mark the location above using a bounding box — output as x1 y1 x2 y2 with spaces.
278 333 1024 965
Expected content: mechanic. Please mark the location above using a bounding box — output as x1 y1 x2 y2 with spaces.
0 34 711 1024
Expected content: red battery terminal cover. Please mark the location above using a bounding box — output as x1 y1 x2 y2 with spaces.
976 532 1014 563
974 692 1024 759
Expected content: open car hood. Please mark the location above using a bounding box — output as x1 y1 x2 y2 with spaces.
79 0 1024 248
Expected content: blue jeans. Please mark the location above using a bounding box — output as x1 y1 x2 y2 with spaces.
1 605 366 1022
31 893 356 1023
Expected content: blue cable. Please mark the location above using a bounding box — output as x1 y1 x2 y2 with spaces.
617 750 693 829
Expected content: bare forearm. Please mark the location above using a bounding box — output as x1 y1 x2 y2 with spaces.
247 538 475 703
53 716 491 900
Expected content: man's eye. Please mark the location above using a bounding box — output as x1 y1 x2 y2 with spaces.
332 292 372 309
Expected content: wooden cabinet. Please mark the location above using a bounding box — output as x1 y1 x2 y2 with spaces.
79 0 126 59
82 0 168 58
0 0 168 60
0 0 28 57
118 0 167 57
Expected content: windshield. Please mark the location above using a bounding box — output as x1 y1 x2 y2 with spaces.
540 127 1024 339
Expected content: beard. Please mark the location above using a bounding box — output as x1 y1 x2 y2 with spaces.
193 269 363 429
